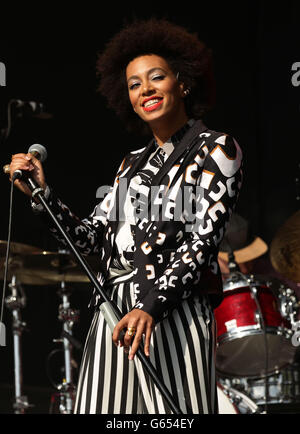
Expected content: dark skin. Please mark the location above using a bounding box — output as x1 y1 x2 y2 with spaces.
9 53 190 361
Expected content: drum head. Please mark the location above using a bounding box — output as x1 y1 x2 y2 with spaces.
216 332 296 378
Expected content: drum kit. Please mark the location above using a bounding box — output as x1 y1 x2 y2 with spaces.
0 240 98 414
215 211 300 414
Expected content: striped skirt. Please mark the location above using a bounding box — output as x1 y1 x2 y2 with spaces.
73 279 218 414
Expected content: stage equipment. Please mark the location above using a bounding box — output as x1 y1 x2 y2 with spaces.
16 251 100 284
270 210 300 282
5 275 33 413
217 382 261 414
50 261 81 414
214 272 297 378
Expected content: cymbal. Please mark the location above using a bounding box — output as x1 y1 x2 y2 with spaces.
0 245 100 284
270 210 300 282
18 251 99 283
0 256 54 285
0 240 43 257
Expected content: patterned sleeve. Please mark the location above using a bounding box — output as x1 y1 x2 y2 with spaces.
134 134 243 322
35 157 127 255
41 188 112 255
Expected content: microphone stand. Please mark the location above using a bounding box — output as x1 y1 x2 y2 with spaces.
23 176 183 415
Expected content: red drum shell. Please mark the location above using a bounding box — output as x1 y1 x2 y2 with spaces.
214 283 295 378
214 285 289 336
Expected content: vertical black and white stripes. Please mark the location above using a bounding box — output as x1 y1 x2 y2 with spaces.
74 280 217 414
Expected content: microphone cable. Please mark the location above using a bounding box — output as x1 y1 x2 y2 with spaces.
0 179 15 343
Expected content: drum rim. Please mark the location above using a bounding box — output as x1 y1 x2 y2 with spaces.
217 383 259 414
216 361 296 380
216 325 293 345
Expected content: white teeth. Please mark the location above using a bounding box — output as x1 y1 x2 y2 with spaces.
144 99 160 108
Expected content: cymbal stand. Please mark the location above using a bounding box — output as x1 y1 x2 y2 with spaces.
52 279 79 414
5 275 33 413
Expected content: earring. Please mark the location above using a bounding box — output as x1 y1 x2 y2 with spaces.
183 88 190 97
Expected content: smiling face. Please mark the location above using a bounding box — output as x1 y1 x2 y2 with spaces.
126 54 188 134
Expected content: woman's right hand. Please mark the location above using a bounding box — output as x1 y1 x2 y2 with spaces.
9 153 47 198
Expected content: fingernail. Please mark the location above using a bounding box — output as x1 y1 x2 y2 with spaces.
25 156 31 160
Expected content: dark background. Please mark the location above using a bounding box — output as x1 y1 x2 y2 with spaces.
0 1 299 413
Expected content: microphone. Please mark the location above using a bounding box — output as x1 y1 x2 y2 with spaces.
10 144 48 181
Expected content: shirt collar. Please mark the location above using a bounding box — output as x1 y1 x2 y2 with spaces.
154 119 195 157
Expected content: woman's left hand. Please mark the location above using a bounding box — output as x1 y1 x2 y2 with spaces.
112 309 154 360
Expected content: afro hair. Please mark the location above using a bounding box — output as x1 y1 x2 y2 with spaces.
96 18 215 134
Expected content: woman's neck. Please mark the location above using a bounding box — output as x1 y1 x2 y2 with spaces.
150 113 189 147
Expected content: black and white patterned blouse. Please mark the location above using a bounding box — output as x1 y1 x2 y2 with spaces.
108 120 194 281
33 119 243 323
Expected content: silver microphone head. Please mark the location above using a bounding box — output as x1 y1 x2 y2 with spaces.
28 143 48 162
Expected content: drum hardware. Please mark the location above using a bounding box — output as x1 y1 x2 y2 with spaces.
217 382 262 414
49 253 81 414
49 250 82 413
247 274 270 411
5 275 34 413
276 284 300 348
277 287 299 325
248 279 264 326
1 240 46 413
220 362 300 410
1 244 88 414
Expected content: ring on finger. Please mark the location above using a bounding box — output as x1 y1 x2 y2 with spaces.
127 327 136 337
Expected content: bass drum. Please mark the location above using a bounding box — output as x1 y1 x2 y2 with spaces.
217 383 260 414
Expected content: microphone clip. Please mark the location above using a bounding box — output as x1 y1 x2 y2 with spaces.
31 186 45 200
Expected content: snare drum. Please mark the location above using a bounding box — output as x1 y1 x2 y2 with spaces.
217 383 259 414
214 273 295 378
